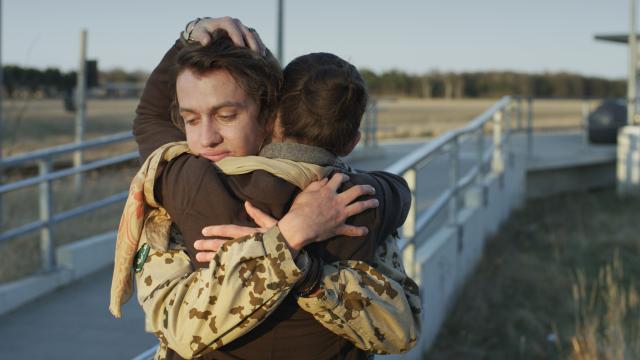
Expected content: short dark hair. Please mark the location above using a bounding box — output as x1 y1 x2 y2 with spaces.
278 53 368 156
171 29 282 131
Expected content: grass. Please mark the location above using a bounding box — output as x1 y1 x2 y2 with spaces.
425 189 640 360
1 97 594 154
2 98 138 155
376 98 597 139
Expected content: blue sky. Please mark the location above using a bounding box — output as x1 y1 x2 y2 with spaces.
2 0 633 78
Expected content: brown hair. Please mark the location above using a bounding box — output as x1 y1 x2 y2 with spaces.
171 29 282 131
278 53 368 156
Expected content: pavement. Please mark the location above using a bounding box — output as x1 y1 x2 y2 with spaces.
0 132 616 359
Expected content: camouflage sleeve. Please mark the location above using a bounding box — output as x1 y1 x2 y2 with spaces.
297 235 422 354
135 226 306 359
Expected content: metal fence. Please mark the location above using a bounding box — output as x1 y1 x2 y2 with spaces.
0 131 137 273
386 95 532 280
0 103 382 278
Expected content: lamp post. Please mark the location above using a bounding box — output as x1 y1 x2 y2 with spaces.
277 0 284 64
630 0 638 124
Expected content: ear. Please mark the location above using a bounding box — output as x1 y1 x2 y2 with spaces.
341 131 361 156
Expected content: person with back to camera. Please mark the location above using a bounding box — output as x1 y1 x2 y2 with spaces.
112 16 419 355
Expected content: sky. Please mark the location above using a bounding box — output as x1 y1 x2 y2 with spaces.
2 0 634 79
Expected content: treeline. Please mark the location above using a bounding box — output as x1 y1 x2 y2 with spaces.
2 65 148 98
1 64 626 99
360 69 626 99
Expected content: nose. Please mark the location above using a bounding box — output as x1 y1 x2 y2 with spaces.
199 119 223 148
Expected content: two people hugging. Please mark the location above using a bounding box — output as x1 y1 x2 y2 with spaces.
110 16 421 360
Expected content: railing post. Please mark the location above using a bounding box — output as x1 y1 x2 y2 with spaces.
38 158 55 272
363 103 371 147
74 29 88 190
582 99 590 144
476 126 485 176
527 96 534 157
371 99 378 147
505 101 513 167
402 168 417 280
492 111 504 174
517 96 523 131
448 136 459 226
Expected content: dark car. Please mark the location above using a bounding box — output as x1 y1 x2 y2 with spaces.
587 99 627 144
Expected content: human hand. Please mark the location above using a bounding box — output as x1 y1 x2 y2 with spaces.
195 202 278 263
186 16 266 56
278 173 379 252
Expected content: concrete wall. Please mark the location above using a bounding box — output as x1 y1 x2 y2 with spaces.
0 232 115 315
618 125 640 193
390 149 528 359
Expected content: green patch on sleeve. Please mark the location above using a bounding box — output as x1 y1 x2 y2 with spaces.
134 243 151 273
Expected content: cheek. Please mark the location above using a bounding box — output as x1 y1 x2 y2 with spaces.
233 122 265 155
185 127 199 151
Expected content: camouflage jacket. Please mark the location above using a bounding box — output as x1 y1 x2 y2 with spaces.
136 229 421 359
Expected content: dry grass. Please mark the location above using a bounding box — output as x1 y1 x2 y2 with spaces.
570 253 640 360
425 189 640 360
2 97 596 153
376 98 598 139
2 98 138 155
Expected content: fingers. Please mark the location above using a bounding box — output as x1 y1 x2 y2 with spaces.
344 198 379 218
251 30 267 56
238 25 265 56
190 25 214 46
335 224 369 238
228 17 248 48
192 17 245 47
190 17 265 55
337 184 376 204
202 224 258 238
195 251 216 263
193 239 226 263
245 201 278 228
325 173 350 192
194 239 226 251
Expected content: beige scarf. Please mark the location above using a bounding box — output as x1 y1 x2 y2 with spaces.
109 141 329 318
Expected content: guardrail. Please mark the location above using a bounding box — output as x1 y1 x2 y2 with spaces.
0 103 381 278
0 131 137 273
387 95 532 280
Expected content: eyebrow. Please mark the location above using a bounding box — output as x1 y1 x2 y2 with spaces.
179 101 246 114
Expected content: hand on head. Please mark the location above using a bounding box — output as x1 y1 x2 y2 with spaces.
187 17 266 56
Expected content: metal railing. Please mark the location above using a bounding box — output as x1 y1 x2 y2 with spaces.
386 96 533 280
0 131 136 272
0 99 383 278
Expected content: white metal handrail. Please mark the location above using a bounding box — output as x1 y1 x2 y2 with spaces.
385 96 533 280
0 132 136 272
0 102 381 278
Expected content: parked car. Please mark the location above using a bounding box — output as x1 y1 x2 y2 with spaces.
587 99 627 144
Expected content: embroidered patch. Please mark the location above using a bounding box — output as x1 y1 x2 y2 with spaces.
134 243 151 273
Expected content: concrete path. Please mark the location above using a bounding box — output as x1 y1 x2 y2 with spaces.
0 132 615 359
